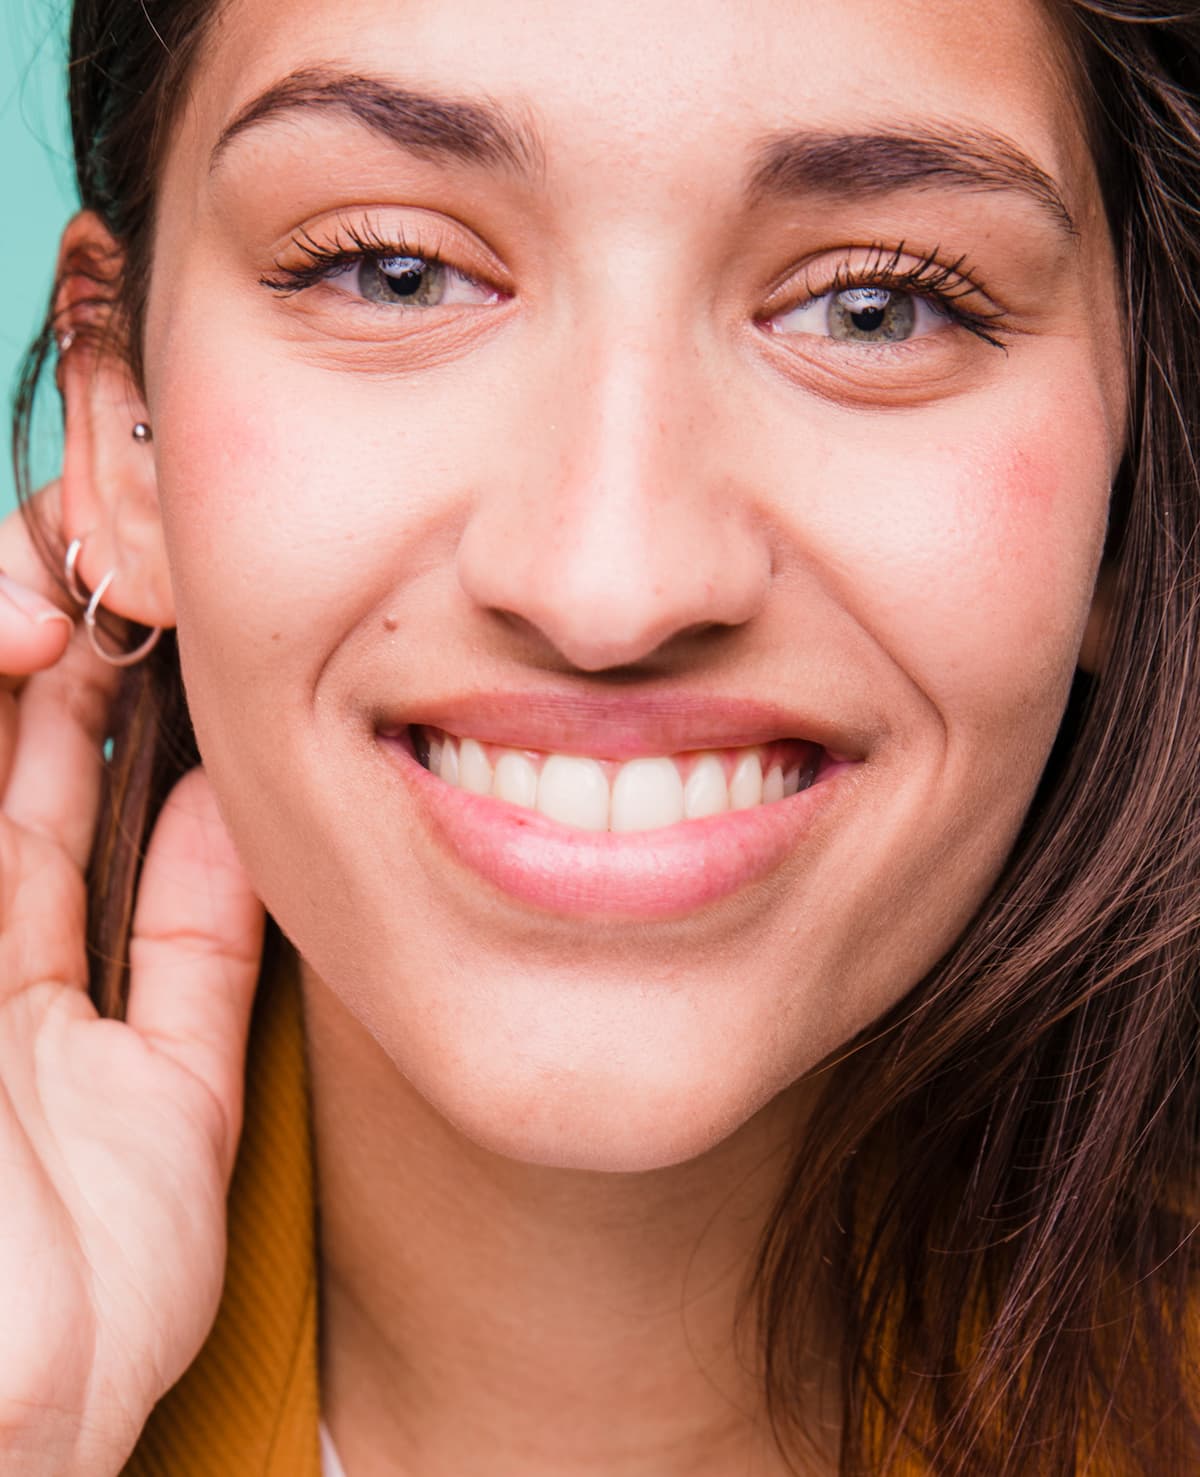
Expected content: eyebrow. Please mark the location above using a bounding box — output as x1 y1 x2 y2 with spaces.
748 124 1077 237
212 69 1077 242
211 66 544 176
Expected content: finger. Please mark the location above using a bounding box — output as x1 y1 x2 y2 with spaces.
0 480 79 616
0 574 75 691
126 769 266 1183
2 620 122 867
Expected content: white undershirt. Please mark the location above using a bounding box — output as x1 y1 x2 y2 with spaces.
319 1419 348 1477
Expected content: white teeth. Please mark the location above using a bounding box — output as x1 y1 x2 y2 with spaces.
728 750 764 810
419 730 815 832
536 754 610 831
493 750 538 808
611 756 685 833
683 753 729 819
439 736 460 786
459 737 493 795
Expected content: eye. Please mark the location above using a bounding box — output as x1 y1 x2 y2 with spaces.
770 285 950 344
327 253 499 309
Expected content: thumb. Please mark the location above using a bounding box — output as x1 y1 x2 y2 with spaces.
126 768 266 1182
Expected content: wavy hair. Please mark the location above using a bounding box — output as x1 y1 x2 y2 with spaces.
10 2 1200 1472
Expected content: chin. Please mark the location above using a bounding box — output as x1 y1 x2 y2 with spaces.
376 1009 790 1175
442 1097 764 1174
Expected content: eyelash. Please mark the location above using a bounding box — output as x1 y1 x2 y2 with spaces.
791 241 1009 350
261 221 471 296
262 226 1009 350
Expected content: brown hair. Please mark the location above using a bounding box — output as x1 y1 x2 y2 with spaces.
11 2 1200 1472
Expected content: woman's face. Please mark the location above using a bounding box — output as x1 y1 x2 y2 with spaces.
136 0 1124 1169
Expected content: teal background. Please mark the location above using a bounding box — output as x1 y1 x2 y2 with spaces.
1 2 75 515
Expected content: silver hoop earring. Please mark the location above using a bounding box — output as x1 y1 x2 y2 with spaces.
84 570 163 668
64 538 90 606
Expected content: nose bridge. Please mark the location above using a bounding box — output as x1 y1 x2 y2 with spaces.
564 307 695 552
455 296 770 671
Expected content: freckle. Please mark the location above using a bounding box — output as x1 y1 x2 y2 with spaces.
270 631 281 642
383 614 398 632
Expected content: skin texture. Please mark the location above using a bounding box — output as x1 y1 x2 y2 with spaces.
53 0 1126 1470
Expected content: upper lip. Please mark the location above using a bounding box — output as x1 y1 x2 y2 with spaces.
372 687 868 762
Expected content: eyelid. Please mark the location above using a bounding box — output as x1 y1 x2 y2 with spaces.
762 243 999 316
264 207 512 296
759 243 1009 348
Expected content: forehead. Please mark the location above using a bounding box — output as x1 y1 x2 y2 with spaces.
189 0 1094 211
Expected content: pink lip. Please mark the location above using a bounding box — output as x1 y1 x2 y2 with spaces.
377 733 850 920
373 689 865 763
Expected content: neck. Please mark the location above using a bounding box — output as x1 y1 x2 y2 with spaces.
301 963 835 1477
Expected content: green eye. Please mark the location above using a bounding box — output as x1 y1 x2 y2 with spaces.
772 284 946 343
829 287 918 341
319 251 499 309
358 256 450 306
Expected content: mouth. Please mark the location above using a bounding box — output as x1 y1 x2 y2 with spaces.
409 724 824 835
376 713 849 920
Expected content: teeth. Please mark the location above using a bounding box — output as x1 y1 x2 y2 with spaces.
459 737 493 795
416 729 818 833
611 756 685 833
683 754 729 819
728 750 763 810
493 750 538 808
439 736 460 786
536 754 610 832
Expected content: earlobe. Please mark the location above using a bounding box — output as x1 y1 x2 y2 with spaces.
55 211 175 632
1078 561 1115 675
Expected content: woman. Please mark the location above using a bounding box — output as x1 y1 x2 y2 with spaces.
3 0 1199 1472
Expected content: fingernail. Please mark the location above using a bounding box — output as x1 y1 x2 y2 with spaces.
33 608 76 630
0 573 74 628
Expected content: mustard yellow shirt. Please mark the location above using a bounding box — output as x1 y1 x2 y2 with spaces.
118 943 1178 1475
121 944 322 1476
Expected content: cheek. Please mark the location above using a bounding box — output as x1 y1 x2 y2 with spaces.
151 337 468 661
783 390 1111 731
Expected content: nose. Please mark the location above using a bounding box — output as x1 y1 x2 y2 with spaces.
455 323 772 673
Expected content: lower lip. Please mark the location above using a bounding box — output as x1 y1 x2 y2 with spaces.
378 734 846 920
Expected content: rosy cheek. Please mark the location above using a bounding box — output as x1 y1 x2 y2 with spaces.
913 407 1108 700
788 394 1109 722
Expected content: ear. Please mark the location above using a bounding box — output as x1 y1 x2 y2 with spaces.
1077 560 1115 675
55 211 175 630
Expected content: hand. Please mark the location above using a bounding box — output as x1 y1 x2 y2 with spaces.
0 483 265 1476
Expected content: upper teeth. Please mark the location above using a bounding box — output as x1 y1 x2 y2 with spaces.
419 728 815 833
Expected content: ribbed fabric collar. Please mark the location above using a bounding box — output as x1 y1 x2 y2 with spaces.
121 935 322 1476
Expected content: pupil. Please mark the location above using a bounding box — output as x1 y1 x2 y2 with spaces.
829 285 914 343
850 305 886 332
379 257 425 298
841 286 890 334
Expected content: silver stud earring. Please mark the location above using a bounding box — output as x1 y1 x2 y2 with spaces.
131 422 153 444
57 330 76 355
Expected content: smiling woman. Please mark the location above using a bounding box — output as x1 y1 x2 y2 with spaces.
3 1 1200 1475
